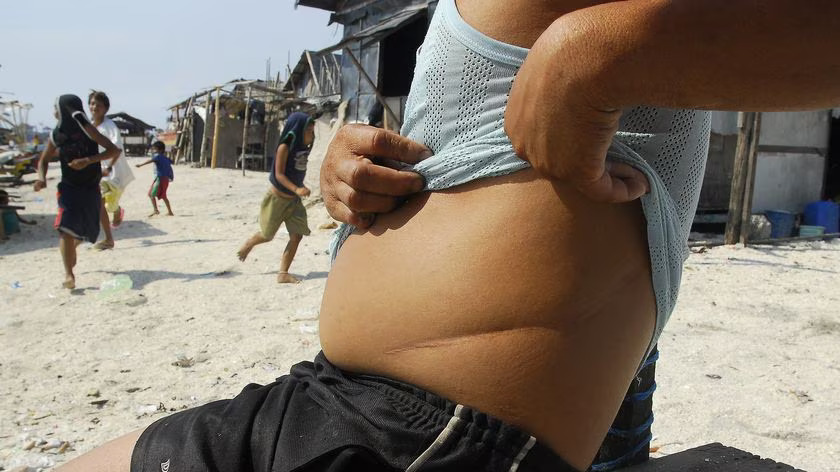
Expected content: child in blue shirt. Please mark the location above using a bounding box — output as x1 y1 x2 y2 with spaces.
136 141 174 217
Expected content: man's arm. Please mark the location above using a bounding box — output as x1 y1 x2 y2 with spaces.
506 0 840 202
66 123 120 171
82 123 120 163
34 140 58 191
16 212 36 225
562 0 840 111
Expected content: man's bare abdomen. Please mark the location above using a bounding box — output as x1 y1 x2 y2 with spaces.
319 169 655 469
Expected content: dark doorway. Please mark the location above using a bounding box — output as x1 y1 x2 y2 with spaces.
380 15 428 97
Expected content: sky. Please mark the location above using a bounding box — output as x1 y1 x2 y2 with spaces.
0 0 341 130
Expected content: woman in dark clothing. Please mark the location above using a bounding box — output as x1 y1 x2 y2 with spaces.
34 94 120 289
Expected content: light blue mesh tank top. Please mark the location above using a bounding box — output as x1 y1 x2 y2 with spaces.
331 0 712 363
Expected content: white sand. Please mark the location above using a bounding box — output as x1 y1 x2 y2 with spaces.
654 241 840 471
2 141 839 470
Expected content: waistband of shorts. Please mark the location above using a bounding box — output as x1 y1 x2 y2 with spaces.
267 186 299 200
315 352 580 471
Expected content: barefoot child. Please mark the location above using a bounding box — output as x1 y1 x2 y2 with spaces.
237 112 314 284
33 94 120 289
135 141 174 217
89 90 134 250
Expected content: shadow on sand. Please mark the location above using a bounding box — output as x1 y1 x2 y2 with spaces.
0 213 168 256
692 257 838 274
257 270 329 281
93 268 239 290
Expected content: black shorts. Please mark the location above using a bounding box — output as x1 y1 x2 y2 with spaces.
131 352 577 472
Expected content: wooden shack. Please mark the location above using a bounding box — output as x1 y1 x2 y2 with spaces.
700 110 840 215
107 112 155 156
298 0 436 128
167 78 320 171
283 50 342 102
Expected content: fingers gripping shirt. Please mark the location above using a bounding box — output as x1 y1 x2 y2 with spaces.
330 0 711 364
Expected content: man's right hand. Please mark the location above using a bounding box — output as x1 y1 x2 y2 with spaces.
33 180 46 192
321 125 431 229
295 186 311 198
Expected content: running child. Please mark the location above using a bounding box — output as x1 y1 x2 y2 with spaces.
237 112 315 284
34 94 120 289
135 141 174 217
89 90 135 250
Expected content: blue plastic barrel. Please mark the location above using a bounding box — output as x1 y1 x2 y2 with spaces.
765 210 796 238
803 201 839 234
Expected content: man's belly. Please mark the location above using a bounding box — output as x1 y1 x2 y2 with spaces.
319 169 655 469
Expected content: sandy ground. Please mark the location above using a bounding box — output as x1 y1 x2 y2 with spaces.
1 137 839 470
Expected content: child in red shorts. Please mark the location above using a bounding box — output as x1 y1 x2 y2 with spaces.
136 141 174 217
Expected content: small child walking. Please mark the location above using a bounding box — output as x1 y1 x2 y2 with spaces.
136 141 174 217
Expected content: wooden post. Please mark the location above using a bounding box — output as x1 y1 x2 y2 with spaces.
175 96 194 164
343 47 401 128
178 115 189 165
187 95 197 163
200 90 212 167
210 87 222 169
185 97 195 162
240 86 252 176
187 116 194 163
305 51 323 96
181 98 190 163
725 112 756 245
172 106 181 157
739 112 763 245
263 110 273 172
330 53 341 95
173 105 184 163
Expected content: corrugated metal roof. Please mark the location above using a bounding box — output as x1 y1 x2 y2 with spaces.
295 0 340 12
107 112 155 131
315 5 426 54
297 0 429 25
